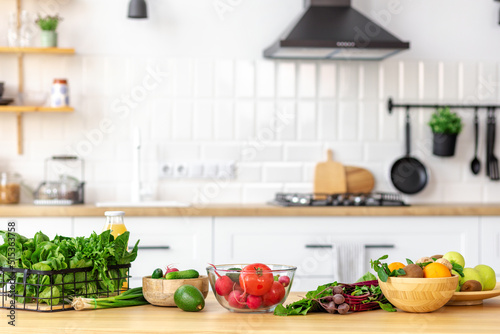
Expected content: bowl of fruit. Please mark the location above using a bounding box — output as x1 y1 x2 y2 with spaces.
373 255 459 313
207 263 296 313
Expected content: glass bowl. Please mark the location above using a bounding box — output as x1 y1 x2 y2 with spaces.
206 263 296 313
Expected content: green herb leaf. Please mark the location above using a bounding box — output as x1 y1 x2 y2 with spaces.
377 301 397 312
356 272 377 282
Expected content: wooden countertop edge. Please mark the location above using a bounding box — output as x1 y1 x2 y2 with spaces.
0 204 500 217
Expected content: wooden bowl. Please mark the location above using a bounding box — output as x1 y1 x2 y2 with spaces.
378 275 459 313
142 275 209 307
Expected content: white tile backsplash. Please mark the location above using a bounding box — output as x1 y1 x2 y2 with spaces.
318 63 336 98
4 55 500 204
277 62 296 98
298 63 316 98
214 60 234 98
263 163 302 182
235 60 255 98
256 60 275 98
235 101 255 140
297 101 316 141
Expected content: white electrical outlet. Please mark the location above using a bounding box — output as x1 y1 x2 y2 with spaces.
203 163 219 178
159 161 236 179
159 162 174 178
218 161 236 179
174 163 189 178
189 163 204 178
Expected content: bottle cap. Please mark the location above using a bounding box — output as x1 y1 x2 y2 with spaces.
104 211 125 216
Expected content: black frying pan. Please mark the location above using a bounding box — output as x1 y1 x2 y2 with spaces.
390 108 428 194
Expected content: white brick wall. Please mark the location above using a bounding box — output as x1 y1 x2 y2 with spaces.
1 56 499 204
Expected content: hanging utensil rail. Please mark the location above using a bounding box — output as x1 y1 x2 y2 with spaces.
388 98 500 113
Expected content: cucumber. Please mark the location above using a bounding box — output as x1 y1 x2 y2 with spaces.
174 285 205 312
151 268 163 279
165 269 199 280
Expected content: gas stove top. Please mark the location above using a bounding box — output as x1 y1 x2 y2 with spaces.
270 192 408 207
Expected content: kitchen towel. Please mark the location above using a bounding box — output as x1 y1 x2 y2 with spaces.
334 242 366 283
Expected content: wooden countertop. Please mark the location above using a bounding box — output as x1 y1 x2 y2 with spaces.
0 203 500 217
4 292 500 333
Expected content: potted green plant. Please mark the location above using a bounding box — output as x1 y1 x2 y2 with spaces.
428 107 463 157
36 15 62 47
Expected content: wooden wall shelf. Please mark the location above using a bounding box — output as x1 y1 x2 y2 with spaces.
0 106 74 113
0 46 75 54
0 0 76 155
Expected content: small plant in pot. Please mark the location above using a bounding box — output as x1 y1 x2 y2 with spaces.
428 107 463 157
36 14 62 47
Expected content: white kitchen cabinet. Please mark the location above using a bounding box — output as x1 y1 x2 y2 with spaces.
73 217 213 287
214 217 479 291
2 217 73 239
479 217 500 274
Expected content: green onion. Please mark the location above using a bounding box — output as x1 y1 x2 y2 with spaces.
71 287 149 310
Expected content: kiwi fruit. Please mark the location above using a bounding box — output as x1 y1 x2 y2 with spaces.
401 264 424 278
431 254 443 260
460 280 482 292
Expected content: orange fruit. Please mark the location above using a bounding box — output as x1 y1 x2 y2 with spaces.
388 262 405 272
423 262 452 278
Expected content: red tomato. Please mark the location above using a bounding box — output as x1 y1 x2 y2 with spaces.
239 263 274 296
262 281 286 306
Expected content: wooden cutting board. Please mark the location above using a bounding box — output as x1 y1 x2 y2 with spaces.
345 166 375 193
314 149 347 195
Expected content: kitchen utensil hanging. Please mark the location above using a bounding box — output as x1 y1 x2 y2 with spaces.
390 107 428 195
388 98 500 181
487 107 499 180
33 156 85 205
470 107 480 175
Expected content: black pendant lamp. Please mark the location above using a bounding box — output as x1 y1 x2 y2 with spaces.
128 0 148 19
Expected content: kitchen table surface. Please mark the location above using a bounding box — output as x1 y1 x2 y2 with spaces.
3 292 500 333
1 203 500 217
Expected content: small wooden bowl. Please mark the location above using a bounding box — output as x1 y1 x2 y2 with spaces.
378 275 459 313
142 275 209 307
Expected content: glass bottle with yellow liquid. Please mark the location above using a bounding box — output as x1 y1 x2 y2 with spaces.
102 211 128 291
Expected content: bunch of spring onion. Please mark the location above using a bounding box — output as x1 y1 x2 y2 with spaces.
71 287 149 310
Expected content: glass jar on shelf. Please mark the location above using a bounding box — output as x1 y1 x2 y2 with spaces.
0 172 21 204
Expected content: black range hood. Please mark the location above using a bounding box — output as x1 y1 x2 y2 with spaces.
264 0 410 60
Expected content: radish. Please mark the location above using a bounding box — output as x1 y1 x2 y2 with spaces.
246 295 262 310
209 263 236 296
215 276 234 296
164 264 179 278
227 290 246 309
278 276 290 287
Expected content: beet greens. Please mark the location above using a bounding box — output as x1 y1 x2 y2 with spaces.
273 278 395 316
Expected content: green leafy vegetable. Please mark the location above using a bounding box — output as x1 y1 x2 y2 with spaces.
451 262 464 277
0 229 140 306
274 279 395 316
356 272 376 283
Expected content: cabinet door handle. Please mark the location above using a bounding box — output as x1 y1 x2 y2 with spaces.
365 244 394 249
129 246 170 250
305 244 333 249
305 244 394 249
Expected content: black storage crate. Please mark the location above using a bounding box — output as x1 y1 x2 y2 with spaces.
0 263 130 312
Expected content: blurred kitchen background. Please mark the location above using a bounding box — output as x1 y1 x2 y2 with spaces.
0 0 499 204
